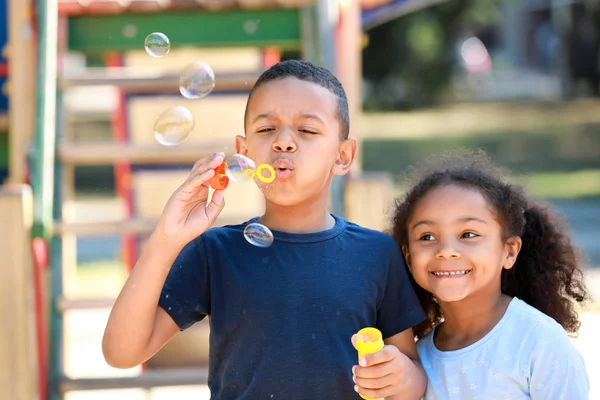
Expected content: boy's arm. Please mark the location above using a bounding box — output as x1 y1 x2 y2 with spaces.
102 233 185 369
352 328 426 400
102 153 226 369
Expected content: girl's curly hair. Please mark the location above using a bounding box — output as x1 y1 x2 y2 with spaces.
391 149 590 339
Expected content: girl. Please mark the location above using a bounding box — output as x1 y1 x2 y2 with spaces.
391 150 590 399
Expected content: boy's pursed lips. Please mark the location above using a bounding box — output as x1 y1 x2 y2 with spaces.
272 159 295 171
271 159 295 180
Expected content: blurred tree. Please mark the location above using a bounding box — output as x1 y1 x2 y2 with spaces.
362 0 502 110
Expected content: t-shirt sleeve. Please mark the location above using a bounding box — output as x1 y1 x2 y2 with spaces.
158 237 211 331
376 242 426 339
528 324 590 400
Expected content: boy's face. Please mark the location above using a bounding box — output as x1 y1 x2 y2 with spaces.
236 77 356 207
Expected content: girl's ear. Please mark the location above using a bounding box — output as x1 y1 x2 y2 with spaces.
401 245 412 272
504 236 522 270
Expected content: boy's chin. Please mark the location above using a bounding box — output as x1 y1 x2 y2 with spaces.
258 185 307 207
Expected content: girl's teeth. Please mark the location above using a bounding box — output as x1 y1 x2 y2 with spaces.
433 270 470 276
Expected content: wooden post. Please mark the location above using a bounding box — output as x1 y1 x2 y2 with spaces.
6 0 37 184
0 184 39 400
344 172 394 232
336 0 362 174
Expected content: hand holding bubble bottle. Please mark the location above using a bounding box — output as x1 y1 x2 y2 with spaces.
353 328 385 400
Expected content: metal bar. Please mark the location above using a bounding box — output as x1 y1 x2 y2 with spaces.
49 84 65 400
59 69 262 93
59 368 209 392
58 141 231 166
32 0 59 239
67 9 303 54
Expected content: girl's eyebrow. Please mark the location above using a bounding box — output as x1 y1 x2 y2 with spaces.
410 217 487 232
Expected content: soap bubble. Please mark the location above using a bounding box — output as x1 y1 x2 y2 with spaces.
153 106 194 146
145 32 170 58
225 154 257 182
243 223 274 248
179 62 216 99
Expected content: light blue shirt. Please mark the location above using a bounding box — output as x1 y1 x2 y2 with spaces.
417 297 589 400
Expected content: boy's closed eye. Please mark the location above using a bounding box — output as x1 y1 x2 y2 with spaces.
298 128 318 134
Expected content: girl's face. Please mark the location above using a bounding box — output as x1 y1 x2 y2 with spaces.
403 184 521 304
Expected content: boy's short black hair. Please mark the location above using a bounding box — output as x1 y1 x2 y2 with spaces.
245 60 350 139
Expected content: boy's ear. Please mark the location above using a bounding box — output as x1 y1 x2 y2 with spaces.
235 135 248 156
503 236 522 270
332 137 357 176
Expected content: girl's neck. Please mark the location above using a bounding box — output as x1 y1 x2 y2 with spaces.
435 292 512 351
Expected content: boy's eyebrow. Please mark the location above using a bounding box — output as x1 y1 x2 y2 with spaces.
298 113 326 124
251 112 325 124
410 217 487 232
252 113 274 123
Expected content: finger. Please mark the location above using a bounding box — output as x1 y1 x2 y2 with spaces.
179 168 215 194
191 152 225 174
353 360 397 379
358 345 397 367
350 334 357 349
354 383 396 399
354 372 399 390
205 189 226 223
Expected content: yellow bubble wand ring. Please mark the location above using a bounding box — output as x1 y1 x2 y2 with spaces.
220 164 276 184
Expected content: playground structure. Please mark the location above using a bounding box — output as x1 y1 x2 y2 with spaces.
1 1 450 399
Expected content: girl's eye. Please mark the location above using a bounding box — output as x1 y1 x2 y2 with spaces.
462 232 478 239
299 129 317 134
419 234 436 241
257 127 274 133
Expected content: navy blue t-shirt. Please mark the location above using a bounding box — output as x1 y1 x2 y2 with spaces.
159 215 425 399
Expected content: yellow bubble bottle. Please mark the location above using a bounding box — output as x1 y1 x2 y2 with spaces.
355 327 384 400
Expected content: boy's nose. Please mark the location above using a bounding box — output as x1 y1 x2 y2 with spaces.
272 130 297 152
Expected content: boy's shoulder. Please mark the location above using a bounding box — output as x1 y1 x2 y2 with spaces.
343 218 398 248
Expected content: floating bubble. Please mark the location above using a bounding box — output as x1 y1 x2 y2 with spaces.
179 62 216 99
145 32 170 58
225 154 257 182
243 223 274 248
153 106 194 146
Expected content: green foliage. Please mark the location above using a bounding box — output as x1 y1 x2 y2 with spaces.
362 0 504 110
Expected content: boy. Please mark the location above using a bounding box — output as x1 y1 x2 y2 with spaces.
102 60 426 399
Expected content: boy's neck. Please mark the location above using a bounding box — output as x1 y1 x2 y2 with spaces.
259 197 335 234
435 291 511 351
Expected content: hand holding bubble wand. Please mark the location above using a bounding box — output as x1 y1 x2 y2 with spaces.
208 155 275 190
207 154 276 248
